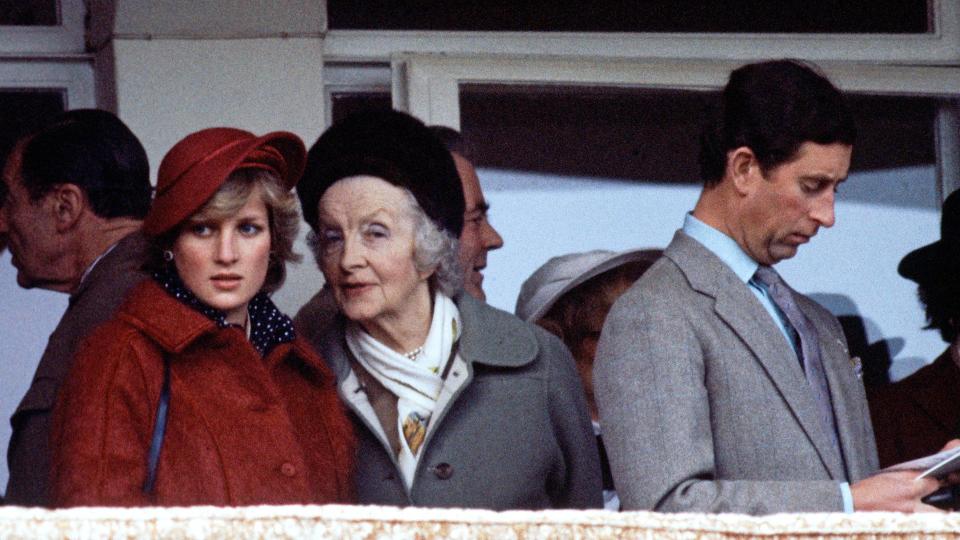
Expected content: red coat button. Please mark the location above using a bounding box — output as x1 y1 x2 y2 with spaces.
431 462 453 480
280 462 297 477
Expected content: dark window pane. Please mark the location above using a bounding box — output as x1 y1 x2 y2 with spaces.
0 0 58 26
847 95 937 172
459 85 938 199
460 85 712 184
330 92 392 125
329 0 929 34
0 89 65 172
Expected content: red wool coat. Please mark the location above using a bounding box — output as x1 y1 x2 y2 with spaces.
50 280 355 507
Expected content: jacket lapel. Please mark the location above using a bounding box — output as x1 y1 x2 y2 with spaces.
419 293 538 451
668 231 846 479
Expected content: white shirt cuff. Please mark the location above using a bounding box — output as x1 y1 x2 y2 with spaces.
840 482 854 513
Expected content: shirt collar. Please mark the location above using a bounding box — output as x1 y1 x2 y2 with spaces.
77 240 120 289
152 265 295 356
682 213 759 284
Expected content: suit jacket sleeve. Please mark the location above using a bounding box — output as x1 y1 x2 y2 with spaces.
594 287 846 514
538 329 604 509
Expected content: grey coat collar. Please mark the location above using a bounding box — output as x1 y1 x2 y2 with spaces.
320 292 540 382
665 229 847 480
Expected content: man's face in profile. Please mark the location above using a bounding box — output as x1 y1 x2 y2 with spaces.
453 152 503 300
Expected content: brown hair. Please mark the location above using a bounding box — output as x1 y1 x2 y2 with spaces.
146 168 301 293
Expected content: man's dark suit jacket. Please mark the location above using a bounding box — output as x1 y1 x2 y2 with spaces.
4 232 149 506
869 349 960 468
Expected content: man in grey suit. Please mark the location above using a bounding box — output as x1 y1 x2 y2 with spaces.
594 59 948 515
1 110 151 506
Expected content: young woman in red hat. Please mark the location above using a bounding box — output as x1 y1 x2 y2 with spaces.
49 128 355 507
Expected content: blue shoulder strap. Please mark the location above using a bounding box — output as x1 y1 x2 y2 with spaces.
142 357 171 494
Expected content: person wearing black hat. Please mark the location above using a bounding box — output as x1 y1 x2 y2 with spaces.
296 109 601 509
869 190 960 468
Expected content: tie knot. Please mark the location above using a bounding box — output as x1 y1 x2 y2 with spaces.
752 265 782 288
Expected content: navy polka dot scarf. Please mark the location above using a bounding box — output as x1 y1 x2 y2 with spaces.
152 266 296 356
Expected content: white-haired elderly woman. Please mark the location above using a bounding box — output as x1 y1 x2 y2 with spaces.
295 110 601 509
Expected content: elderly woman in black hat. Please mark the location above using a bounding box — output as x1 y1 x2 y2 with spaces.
868 189 960 468
296 110 601 509
50 128 355 507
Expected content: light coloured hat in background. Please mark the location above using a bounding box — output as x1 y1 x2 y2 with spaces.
515 248 662 323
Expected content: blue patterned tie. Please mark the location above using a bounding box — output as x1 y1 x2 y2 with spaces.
753 265 842 457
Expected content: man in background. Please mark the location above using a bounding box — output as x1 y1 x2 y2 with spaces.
0 110 151 506
595 59 951 514
429 126 504 301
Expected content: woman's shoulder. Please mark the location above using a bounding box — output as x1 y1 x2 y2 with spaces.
112 280 216 352
289 334 337 381
456 294 572 371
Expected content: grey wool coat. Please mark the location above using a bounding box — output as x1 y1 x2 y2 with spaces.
302 292 602 510
594 231 878 515
5 232 150 506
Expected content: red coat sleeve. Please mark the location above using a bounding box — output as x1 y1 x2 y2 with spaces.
51 321 162 507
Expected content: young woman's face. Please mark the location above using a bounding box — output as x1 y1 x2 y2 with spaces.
173 184 271 325
315 175 432 336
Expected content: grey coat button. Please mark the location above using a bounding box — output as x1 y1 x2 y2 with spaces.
431 462 453 480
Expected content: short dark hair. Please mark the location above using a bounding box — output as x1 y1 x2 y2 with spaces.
918 280 960 343
428 125 473 160
699 59 856 187
18 109 151 219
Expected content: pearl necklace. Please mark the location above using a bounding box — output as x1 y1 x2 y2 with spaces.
403 346 424 361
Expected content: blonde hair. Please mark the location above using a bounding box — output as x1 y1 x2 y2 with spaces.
150 168 302 293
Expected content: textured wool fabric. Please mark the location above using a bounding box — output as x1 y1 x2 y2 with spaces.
868 349 960 468
313 293 602 510
151 266 295 356
5 232 151 507
752 265 842 461
594 231 877 514
49 280 356 507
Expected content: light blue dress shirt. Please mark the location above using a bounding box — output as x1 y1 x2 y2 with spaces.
681 213 854 513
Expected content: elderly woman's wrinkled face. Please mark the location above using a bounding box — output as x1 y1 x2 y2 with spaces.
173 183 272 325
316 176 432 334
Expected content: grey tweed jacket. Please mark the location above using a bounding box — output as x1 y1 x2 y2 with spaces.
594 230 878 515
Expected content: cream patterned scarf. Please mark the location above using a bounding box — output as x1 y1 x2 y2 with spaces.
345 291 461 489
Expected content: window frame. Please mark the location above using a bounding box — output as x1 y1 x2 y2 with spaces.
324 0 960 65
0 58 96 110
0 0 85 55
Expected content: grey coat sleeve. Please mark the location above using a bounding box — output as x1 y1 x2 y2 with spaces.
537 329 604 509
594 289 845 515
